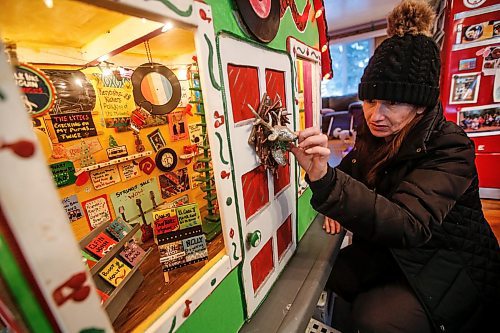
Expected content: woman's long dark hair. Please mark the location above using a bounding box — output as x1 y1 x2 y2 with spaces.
356 109 424 187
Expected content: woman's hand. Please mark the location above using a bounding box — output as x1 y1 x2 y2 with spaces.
290 127 330 181
323 216 342 235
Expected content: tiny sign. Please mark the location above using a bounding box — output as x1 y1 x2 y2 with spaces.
99 257 131 287
85 232 118 259
106 145 128 160
50 161 76 187
106 217 131 241
14 63 56 117
177 203 201 229
119 161 140 181
152 208 179 238
119 241 146 267
152 203 208 273
90 165 121 190
61 194 83 222
50 111 97 142
82 195 112 230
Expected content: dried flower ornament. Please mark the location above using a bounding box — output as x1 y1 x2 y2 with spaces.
248 93 297 172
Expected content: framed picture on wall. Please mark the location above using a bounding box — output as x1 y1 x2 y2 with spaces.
449 72 481 104
147 129 166 152
494 69 500 102
457 104 500 137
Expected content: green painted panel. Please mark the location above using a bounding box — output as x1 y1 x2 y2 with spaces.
0 236 54 333
176 268 245 333
205 0 319 51
297 187 318 241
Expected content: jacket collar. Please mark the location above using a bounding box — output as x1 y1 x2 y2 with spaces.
396 103 444 160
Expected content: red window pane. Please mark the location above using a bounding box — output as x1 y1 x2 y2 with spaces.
302 60 313 128
227 64 260 123
242 165 269 220
265 69 286 109
277 215 292 260
273 152 290 196
251 238 274 293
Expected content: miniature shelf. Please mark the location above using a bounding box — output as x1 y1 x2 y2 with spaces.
90 224 141 276
74 151 152 176
103 247 153 321
79 221 149 322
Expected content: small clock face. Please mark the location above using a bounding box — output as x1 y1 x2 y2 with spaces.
155 147 177 172
463 0 486 8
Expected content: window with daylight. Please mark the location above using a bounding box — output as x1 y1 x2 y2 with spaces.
321 38 374 97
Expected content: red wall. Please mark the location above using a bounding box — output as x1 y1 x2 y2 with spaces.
440 0 499 189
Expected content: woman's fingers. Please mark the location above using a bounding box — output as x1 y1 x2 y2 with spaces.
304 146 330 157
297 127 322 143
324 217 342 235
299 133 328 150
334 220 341 234
324 219 330 233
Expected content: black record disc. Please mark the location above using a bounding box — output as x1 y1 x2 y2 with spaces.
234 0 280 43
131 62 181 115
155 147 178 172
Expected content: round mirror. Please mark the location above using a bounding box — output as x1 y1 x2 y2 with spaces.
140 72 173 105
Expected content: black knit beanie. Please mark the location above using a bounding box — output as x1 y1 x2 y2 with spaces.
358 0 441 107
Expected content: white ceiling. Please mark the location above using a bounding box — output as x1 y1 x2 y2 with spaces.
324 0 401 32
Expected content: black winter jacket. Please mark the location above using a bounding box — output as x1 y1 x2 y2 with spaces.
308 104 500 332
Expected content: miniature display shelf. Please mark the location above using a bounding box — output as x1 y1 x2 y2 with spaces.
74 151 152 176
79 220 153 322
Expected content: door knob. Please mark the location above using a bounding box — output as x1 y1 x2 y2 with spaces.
247 230 262 248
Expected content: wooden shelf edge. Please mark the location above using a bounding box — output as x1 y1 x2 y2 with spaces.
74 151 152 176
90 224 141 275
79 220 111 248
103 247 154 308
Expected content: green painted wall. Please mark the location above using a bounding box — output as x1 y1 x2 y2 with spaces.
176 268 245 333
205 0 319 51
298 188 318 241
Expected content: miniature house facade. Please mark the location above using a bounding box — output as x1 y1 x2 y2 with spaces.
0 0 331 332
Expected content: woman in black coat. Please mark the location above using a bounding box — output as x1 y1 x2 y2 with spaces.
291 1 500 332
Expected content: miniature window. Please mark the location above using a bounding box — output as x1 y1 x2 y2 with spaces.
0 2 226 331
277 215 292 261
273 152 291 196
265 69 287 108
250 238 274 293
241 165 270 220
227 64 261 124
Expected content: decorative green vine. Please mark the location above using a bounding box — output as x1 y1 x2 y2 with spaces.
155 0 193 17
204 34 221 91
